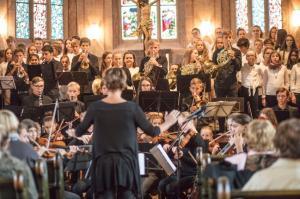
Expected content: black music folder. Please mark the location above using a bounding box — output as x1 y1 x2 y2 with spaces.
27 64 42 80
56 71 88 86
138 91 179 112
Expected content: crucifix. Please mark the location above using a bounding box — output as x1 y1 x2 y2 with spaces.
130 0 159 52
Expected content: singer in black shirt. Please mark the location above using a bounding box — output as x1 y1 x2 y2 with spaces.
22 77 53 107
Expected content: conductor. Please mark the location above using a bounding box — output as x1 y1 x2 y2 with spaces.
68 68 179 199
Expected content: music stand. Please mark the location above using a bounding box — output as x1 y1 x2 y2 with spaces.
138 91 179 112
57 72 73 85
27 64 42 80
156 79 169 91
0 76 16 108
204 101 237 131
122 89 134 101
72 72 88 87
57 101 75 122
83 95 105 108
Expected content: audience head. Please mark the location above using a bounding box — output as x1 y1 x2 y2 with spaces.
245 119 276 152
31 76 45 96
259 108 278 127
103 68 127 92
0 110 19 135
236 28 247 39
274 119 300 159
27 44 38 56
287 48 299 70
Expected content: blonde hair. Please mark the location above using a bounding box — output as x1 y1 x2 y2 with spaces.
92 78 102 95
0 110 19 134
67 81 80 91
245 119 276 152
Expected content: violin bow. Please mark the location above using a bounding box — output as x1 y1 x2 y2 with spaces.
46 100 59 149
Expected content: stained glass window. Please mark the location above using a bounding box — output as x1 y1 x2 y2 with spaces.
51 0 64 39
33 0 47 38
252 0 265 31
120 0 177 40
15 0 64 39
269 0 282 29
235 0 248 32
236 0 282 32
16 0 30 39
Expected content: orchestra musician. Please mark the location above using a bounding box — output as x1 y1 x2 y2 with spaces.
139 40 168 86
67 68 179 199
158 113 208 199
66 81 86 116
5 48 29 105
21 76 53 107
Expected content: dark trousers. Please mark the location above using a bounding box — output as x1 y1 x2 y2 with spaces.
215 83 238 132
239 86 259 118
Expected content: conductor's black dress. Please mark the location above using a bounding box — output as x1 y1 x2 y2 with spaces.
76 100 160 197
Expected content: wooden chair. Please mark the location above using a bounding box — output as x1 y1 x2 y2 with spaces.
0 170 27 199
32 159 50 199
47 153 64 199
217 176 300 199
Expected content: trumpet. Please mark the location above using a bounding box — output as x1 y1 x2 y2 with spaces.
80 50 90 70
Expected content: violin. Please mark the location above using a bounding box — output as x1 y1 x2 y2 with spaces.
179 130 197 148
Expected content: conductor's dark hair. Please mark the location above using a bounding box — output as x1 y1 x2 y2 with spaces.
103 68 127 91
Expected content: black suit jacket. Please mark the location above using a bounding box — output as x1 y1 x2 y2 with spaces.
71 53 99 74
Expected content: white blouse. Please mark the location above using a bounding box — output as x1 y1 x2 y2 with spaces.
290 63 300 93
263 65 289 96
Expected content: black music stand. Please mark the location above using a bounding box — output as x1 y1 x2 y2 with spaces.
83 95 105 108
122 89 134 101
156 78 169 91
27 64 42 80
57 72 73 85
138 91 179 112
0 76 16 108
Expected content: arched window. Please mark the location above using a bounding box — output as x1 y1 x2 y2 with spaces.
235 0 282 32
16 0 64 39
121 0 177 40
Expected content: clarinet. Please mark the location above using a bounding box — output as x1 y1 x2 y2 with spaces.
39 94 43 106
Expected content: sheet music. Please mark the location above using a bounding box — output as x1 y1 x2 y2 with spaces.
138 153 146 176
150 144 176 176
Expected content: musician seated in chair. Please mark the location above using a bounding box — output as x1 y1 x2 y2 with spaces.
0 110 38 199
158 113 208 199
200 125 220 155
181 78 207 113
22 76 53 107
139 40 168 86
66 81 85 116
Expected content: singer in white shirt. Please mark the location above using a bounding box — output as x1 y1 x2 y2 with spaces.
240 50 263 118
